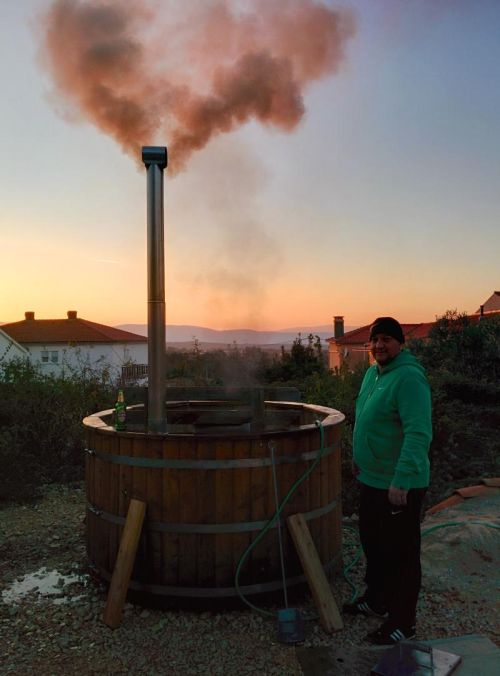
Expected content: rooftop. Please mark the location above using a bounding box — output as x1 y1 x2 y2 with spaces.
328 322 435 346
1 312 147 345
475 291 500 314
328 310 500 346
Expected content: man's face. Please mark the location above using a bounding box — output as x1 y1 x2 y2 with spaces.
370 333 402 366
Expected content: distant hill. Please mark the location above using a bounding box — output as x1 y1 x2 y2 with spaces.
116 323 357 347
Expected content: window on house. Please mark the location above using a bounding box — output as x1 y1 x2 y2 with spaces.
50 351 59 363
41 350 49 363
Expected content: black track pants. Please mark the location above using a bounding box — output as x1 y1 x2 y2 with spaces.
358 483 427 627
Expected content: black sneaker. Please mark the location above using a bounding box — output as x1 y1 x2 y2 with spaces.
365 621 416 645
342 596 388 619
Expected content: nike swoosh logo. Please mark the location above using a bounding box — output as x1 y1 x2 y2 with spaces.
390 509 403 515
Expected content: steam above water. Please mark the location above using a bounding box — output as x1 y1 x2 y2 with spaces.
40 0 355 172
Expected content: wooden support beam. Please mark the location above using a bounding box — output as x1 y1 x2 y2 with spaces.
102 498 146 629
287 513 343 633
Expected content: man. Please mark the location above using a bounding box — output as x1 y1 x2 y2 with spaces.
343 317 432 646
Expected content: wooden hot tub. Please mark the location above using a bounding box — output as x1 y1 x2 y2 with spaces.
83 398 344 602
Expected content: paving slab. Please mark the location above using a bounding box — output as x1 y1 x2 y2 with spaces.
296 634 500 675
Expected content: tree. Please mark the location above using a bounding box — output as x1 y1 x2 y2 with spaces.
410 311 500 502
263 333 326 383
411 310 500 381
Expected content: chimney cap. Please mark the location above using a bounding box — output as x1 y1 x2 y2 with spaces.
142 146 168 169
67 310 77 320
333 315 345 339
25 311 35 320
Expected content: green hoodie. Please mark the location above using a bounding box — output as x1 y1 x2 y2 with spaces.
353 350 432 490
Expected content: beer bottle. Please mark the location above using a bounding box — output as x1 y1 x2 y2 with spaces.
114 389 127 431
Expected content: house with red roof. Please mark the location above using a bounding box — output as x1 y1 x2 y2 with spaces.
1 311 147 379
328 291 500 371
327 317 435 370
476 291 500 315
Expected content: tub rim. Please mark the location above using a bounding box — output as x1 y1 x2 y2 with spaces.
83 401 345 440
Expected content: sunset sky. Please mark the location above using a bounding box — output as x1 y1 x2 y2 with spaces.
1 0 499 330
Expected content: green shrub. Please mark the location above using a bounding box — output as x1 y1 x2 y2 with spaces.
410 311 500 504
262 334 326 383
0 358 114 502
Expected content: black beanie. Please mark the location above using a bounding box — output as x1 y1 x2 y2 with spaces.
369 317 405 343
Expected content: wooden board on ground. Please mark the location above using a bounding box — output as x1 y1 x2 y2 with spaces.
481 477 500 488
287 512 343 633
102 498 146 629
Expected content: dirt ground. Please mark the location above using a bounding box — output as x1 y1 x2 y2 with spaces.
0 484 498 675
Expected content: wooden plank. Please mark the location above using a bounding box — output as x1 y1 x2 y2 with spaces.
106 433 120 573
132 437 148 502
325 428 335 569
331 428 343 573
162 438 179 586
118 436 134 519
305 429 322 564
249 438 271 582
93 434 108 572
196 437 216 587
294 430 310 543
319 427 330 564
214 438 234 586
280 431 304 581
146 437 163 583
265 437 282 582
287 513 343 633
231 438 251 584
291 431 312 585
131 437 148 579
102 498 146 629
482 477 500 487
177 438 198 586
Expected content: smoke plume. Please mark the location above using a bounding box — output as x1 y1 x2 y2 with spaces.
40 0 355 172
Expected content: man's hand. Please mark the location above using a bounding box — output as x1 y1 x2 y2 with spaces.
388 485 408 506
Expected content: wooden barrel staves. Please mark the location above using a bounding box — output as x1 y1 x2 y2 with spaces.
83 401 345 602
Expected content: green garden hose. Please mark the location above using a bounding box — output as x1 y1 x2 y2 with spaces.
234 420 328 618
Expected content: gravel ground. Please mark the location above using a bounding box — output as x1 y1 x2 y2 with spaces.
0 484 498 675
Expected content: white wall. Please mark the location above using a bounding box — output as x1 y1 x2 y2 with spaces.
0 329 29 363
23 342 148 380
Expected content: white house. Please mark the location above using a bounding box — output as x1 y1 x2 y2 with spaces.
476 290 500 315
0 328 29 364
1 311 147 380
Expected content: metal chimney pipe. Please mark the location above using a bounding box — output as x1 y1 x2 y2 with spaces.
142 146 168 433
